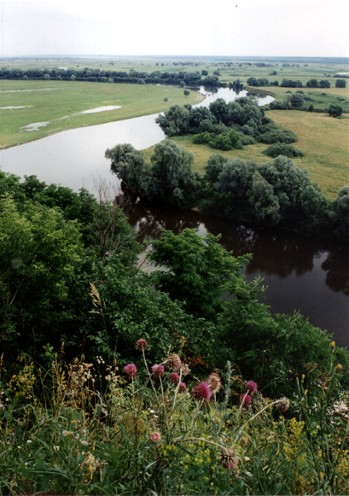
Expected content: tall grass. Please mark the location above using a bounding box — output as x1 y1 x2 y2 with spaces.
0 341 348 494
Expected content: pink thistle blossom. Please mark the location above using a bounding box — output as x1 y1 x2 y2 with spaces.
151 364 165 378
169 372 180 385
240 393 252 407
123 363 137 378
135 338 148 351
245 380 258 393
179 382 187 393
192 382 212 402
150 431 161 443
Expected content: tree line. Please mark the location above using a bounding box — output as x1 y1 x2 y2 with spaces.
106 139 348 243
247 77 347 88
0 67 220 87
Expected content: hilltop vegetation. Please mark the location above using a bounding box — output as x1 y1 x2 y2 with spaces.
0 168 349 494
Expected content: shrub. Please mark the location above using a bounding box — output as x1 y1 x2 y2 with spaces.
263 142 304 158
328 104 343 118
259 129 298 144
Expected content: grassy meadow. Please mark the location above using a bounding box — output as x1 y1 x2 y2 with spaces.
172 109 349 199
0 79 202 148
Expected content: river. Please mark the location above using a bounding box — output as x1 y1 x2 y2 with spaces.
0 87 348 346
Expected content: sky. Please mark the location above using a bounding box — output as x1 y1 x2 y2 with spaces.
0 0 348 58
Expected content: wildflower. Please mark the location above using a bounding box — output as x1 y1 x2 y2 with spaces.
192 382 212 402
181 363 191 376
169 372 180 385
151 364 165 378
275 397 290 413
331 340 336 349
166 353 182 370
335 364 343 372
62 430 73 437
150 431 161 443
240 393 252 407
135 338 148 351
245 380 258 393
123 363 137 378
207 372 222 394
179 382 187 393
220 447 239 471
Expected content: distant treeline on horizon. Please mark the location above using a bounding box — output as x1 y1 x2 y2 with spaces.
1 54 348 65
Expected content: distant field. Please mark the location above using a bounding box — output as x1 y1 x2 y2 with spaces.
172 110 349 199
0 80 202 148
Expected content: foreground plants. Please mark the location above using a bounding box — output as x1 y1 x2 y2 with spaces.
0 341 348 495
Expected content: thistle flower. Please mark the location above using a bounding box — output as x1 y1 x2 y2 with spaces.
151 364 165 378
207 372 222 394
221 447 239 471
179 382 187 393
135 338 148 351
166 353 182 370
169 372 180 385
123 363 137 378
192 382 212 402
245 380 258 393
275 397 290 413
150 431 161 443
181 363 191 377
240 393 252 407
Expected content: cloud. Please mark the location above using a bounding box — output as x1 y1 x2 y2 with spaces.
0 0 348 57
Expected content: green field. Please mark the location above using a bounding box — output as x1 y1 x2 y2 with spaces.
0 79 202 148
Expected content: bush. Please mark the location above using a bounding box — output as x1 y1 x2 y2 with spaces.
328 104 343 118
263 142 304 158
259 129 298 144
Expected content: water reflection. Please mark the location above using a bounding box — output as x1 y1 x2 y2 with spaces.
127 205 349 346
322 246 349 296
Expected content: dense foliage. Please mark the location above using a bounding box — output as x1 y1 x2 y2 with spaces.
1 169 349 493
1 170 348 391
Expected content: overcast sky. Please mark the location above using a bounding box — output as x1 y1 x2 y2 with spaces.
0 0 348 58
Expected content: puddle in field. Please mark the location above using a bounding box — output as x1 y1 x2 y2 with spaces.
80 105 121 114
0 88 56 93
0 106 30 109
20 121 50 131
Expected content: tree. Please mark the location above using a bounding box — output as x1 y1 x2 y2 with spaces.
148 140 200 207
105 144 148 201
335 79 347 88
328 104 343 117
331 187 349 242
0 195 83 354
247 171 281 224
156 105 191 136
289 93 304 108
149 228 251 320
